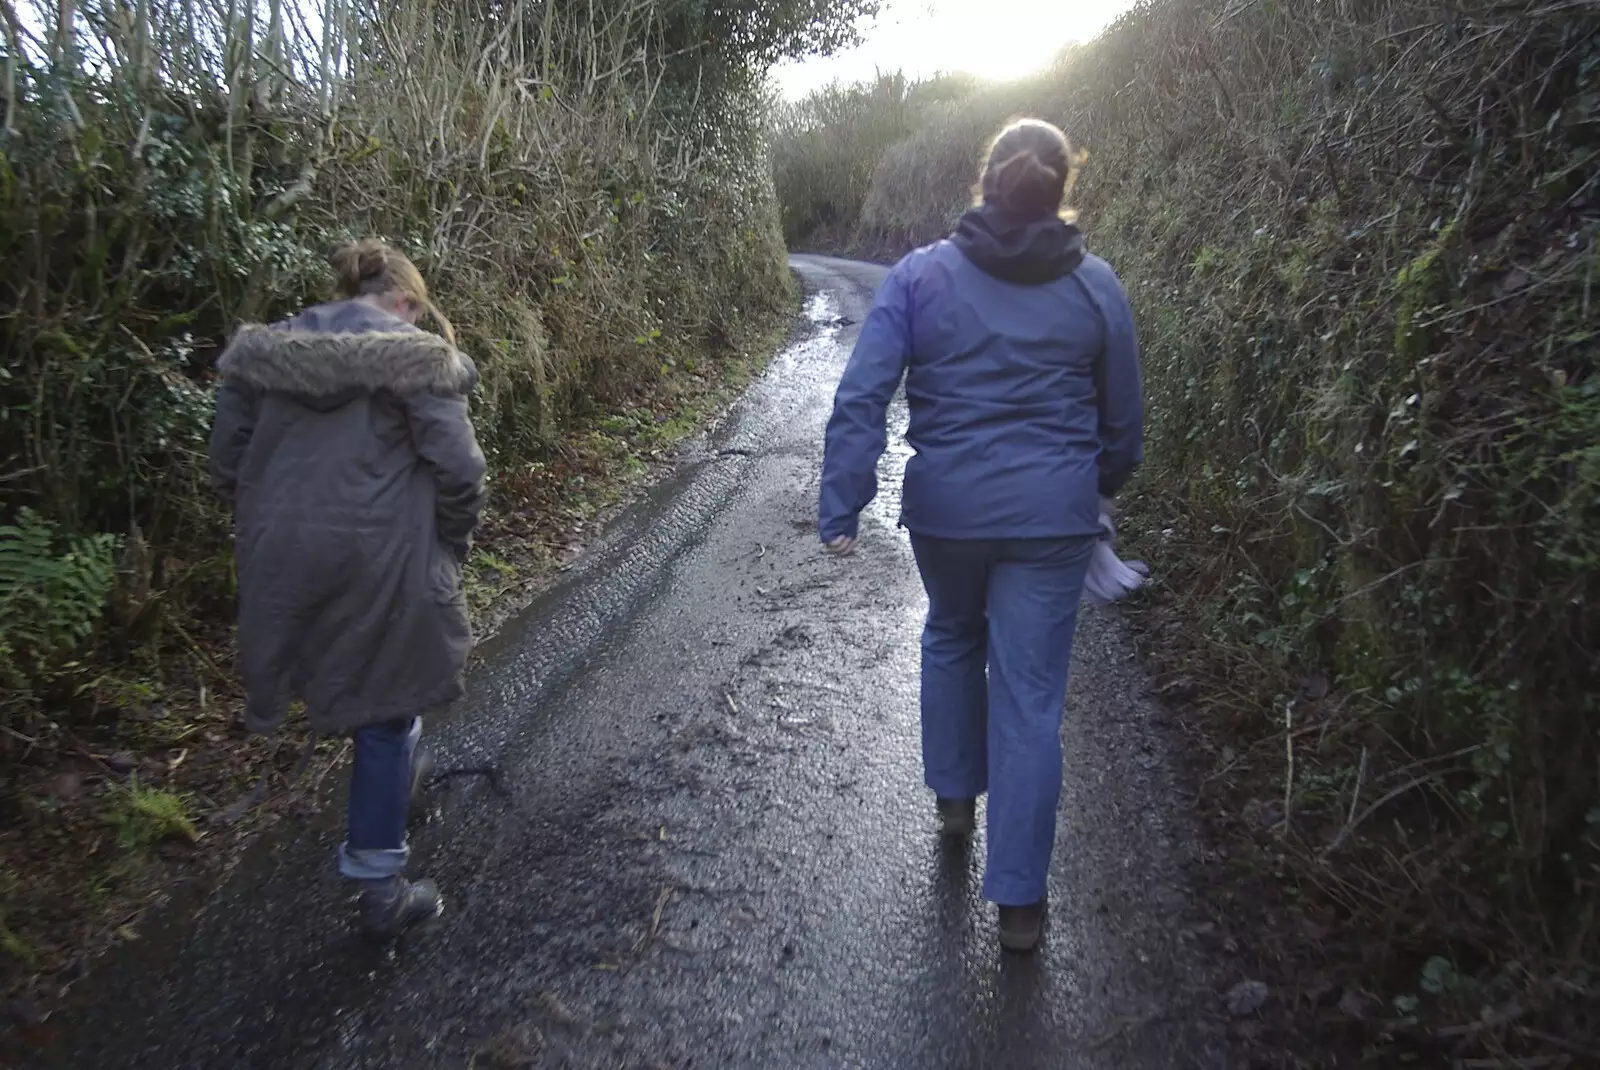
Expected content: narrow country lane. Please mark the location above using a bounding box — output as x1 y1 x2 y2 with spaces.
39 257 1236 1069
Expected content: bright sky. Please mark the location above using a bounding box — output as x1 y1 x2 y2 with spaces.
772 0 1137 99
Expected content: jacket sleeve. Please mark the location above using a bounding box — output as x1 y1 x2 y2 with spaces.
208 377 260 503
818 263 913 542
404 361 488 561
1089 268 1145 498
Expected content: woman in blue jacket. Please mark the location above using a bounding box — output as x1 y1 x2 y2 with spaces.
818 119 1144 952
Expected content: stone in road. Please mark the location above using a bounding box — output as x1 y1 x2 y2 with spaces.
42 256 1235 1069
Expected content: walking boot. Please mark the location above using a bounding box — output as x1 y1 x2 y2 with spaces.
936 797 977 838
998 898 1047 953
358 876 443 940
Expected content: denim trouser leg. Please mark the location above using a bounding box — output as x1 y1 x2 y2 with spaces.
338 716 421 881
911 536 992 801
982 538 1092 905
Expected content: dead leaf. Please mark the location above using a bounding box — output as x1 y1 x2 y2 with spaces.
48 771 84 802
1497 268 1530 296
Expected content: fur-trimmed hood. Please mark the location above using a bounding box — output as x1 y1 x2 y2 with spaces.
217 300 476 404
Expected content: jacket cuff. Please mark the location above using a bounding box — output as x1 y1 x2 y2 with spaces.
818 515 860 543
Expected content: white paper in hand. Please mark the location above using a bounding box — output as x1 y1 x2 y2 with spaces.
1083 510 1149 605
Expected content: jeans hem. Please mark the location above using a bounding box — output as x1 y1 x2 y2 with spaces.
338 843 409 881
925 777 987 799
982 878 1048 906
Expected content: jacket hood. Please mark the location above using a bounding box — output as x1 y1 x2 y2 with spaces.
951 204 1085 285
217 303 476 410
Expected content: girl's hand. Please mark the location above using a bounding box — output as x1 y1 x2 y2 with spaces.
825 535 857 556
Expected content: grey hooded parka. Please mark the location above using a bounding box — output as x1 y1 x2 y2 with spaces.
208 299 487 736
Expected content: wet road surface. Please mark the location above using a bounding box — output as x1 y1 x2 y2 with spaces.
40 256 1236 1069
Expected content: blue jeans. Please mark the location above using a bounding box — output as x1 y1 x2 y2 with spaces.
337 716 420 881
910 534 1094 906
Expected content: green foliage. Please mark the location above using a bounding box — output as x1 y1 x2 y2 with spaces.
770 71 993 250
0 865 32 966
105 777 199 852
770 69 1035 253
1391 217 1458 365
464 551 521 615
0 921 33 967
1538 378 1600 576
657 0 878 70
0 507 118 695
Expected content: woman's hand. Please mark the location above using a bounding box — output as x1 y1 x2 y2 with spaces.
825 535 857 556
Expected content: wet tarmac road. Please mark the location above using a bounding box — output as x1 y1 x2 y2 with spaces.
39 256 1236 1069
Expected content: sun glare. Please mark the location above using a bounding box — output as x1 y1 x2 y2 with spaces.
939 0 1104 82
775 0 1135 99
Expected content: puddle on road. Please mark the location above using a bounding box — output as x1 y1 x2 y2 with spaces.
804 290 840 326
865 399 913 532
781 283 911 534
766 291 843 378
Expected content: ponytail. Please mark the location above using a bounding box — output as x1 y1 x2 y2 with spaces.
975 119 1084 222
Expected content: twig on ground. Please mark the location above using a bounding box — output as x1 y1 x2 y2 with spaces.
1320 745 1369 861
1514 1026 1600 1061
1 724 38 746
1432 1001 1527 1038
1280 698 1296 839
634 885 674 955
214 734 319 825
0 464 46 483
1319 773 1445 860
168 618 234 687
1088 1013 1174 1050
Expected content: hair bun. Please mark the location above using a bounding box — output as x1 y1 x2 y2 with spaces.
357 246 386 280
330 238 392 295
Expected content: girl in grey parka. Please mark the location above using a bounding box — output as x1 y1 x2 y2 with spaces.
208 239 487 938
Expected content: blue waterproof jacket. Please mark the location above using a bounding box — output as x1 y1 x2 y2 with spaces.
818 205 1144 542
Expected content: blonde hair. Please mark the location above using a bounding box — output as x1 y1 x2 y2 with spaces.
974 118 1086 223
329 238 457 346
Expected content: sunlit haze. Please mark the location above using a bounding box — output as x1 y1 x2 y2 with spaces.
773 0 1136 99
